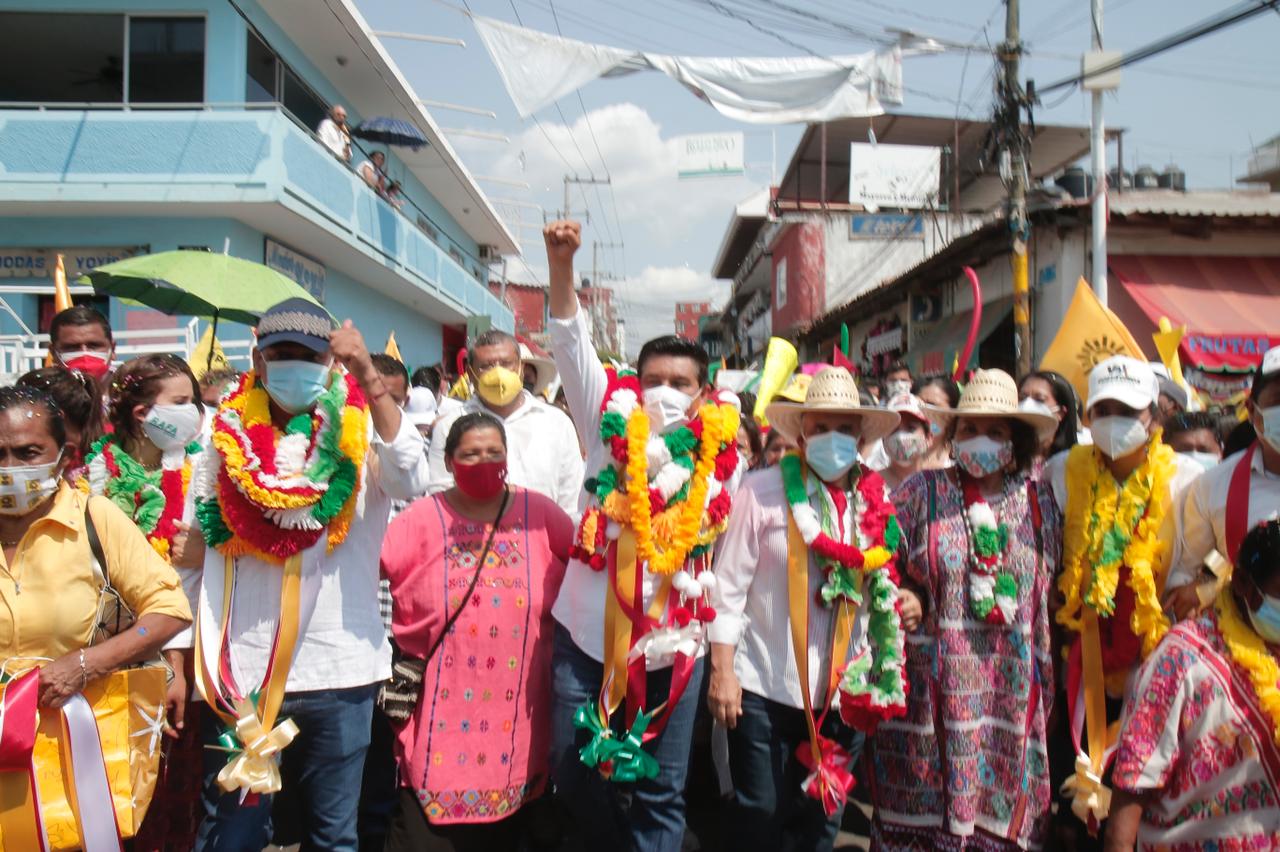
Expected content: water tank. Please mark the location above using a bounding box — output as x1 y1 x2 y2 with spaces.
1107 168 1132 189
1158 165 1186 192
1134 165 1160 189
1056 166 1094 199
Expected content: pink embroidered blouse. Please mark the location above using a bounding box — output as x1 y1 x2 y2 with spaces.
381 488 573 824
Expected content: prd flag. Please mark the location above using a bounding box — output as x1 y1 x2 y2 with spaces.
189 324 231 379
385 331 403 364
1039 278 1146 404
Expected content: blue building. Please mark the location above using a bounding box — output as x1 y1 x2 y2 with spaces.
0 0 516 371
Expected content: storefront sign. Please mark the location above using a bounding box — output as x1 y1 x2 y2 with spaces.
848 143 940 211
0 247 146 278
1181 333 1277 372
675 132 745 179
849 214 924 239
265 239 325 303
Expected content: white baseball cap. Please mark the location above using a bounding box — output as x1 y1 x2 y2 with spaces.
1087 355 1159 412
1262 347 1280 377
405 386 438 427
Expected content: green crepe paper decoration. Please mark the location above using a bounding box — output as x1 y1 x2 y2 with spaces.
972 593 995 620
664 427 699 458
195 497 231 548
821 567 863 606
595 466 619 501
840 323 851 358
972 523 1009 557
994 573 1019 600
600 411 627 441
883 515 902 553
572 702 660 783
285 413 312 437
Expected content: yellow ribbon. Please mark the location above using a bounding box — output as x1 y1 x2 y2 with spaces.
1061 754 1113 824
1062 607 1113 824
214 698 301 795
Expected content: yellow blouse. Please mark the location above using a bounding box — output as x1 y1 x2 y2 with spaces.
0 483 191 664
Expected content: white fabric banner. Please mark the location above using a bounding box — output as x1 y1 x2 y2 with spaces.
472 16 902 124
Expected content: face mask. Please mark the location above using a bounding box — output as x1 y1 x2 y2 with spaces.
1019 397 1057 419
886 380 912 399
142 403 203 453
1262 406 1280 454
1179 450 1221 472
1250 593 1280 644
804 432 860 482
954 435 1014 478
58 349 111 380
0 456 62 515
1091 416 1149 460
452 459 507 501
263 360 331 414
643 385 695 433
884 430 928 465
475 366 523 408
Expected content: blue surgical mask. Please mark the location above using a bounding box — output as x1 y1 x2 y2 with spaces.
804 432 860 482
1262 406 1280 454
1179 450 1221 472
1249 593 1280 644
263 360 332 413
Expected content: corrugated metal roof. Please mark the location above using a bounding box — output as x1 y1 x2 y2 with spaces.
1110 190 1280 218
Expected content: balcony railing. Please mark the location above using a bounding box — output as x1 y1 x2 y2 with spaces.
0 102 512 328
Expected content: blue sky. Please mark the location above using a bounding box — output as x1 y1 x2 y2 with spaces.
356 0 1280 354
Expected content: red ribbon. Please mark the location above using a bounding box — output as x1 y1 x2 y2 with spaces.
795 734 855 817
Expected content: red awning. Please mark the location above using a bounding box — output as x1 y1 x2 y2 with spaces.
1110 255 1280 372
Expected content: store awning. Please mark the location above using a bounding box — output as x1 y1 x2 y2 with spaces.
908 296 1013 376
1111 255 1280 372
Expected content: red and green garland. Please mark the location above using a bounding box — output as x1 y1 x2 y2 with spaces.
960 474 1017 625
86 434 199 562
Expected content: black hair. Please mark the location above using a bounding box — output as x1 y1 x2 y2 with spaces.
470 330 519 359
1022 369 1080 456
16 367 102 459
48 304 112 346
1224 419 1258 458
1164 411 1224 448
884 360 912 379
913 375 961 409
1253 361 1280 404
199 368 240 391
737 416 763 468
764 428 792 451
637 336 710 387
411 365 441 390
946 417 1040 475
0 385 67 448
370 353 409 384
1238 520 1280 586
106 354 203 444
737 391 758 418
444 411 507 458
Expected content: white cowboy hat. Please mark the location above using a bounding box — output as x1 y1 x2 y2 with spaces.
924 368 1058 442
765 366 901 445
519 343 557 397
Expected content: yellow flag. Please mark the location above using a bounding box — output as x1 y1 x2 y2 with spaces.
449 374 472 401
188 324 231 380
385 331 403 363
1039 278 1146 403
53 254 73 314
753 337 798 426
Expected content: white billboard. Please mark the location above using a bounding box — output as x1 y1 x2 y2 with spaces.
676 132 745 179
848 143 941 211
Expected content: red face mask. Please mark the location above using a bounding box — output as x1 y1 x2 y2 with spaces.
58 350 112 380
452 460 507 500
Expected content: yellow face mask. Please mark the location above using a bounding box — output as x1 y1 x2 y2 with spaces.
475 366 523 407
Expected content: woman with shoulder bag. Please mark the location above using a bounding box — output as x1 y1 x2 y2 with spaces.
380 412 574 852
0 385 191 849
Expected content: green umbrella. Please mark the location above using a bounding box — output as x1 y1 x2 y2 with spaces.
78 250 326 327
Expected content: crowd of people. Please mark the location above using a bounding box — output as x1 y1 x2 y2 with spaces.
1 218 1278 852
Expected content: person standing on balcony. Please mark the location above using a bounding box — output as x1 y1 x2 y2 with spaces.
48 304 115 390
318 104 352 163
426 329 583 516
358 151 387 194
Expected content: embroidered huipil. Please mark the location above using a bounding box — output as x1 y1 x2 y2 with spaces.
872 469 1060 851
1113 613 1280 850
381 489 573 824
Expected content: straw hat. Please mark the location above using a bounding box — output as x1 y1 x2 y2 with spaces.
923 368 1058 442
519 343 557 396
765 366 900 444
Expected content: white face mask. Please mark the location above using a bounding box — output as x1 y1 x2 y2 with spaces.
142 403 203 454
886 380 912 399
1179 450 1221 472
0 456 61 516
1091 415 1150 460
1262 406 1280 454
643 385 695 433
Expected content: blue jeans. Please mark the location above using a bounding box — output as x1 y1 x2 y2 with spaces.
549 625 703 852
725 689 864 852
194 683 378 852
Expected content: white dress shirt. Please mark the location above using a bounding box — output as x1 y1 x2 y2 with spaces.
426 392 584 516
190 412 429 692
709 467 871 710
547 308 742 667
1168 447 1280 587
317 117 349 160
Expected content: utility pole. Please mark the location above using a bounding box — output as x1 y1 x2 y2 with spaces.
591 240 624 352
1088 0 1110 304
563 175 611 220
1001 0 1033 378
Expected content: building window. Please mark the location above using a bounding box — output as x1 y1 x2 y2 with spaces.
775 256 788 310
245 30 327 132
128 17 205 103
245 30 277 103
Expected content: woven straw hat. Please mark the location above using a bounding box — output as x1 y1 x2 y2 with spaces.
923 368 1058 442
518 343 557 396
765 366 900 444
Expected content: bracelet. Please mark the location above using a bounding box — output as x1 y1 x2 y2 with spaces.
79 649 89 689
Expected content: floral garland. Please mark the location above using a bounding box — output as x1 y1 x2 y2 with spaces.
194 370 368 564
1056 437 1176 662
959 474 1016 625
1216 591 1280 746
779 452 908 729
86 434 199 562
571 367 740 575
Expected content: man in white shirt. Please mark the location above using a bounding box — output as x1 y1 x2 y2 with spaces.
709 366 914 849
427 328 583 515
190 299 428 852
1165 349 1280 618
316 104 352 163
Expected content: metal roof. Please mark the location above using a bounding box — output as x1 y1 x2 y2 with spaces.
711 188 771 280
1109 189 1280 218
257 0 519 255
